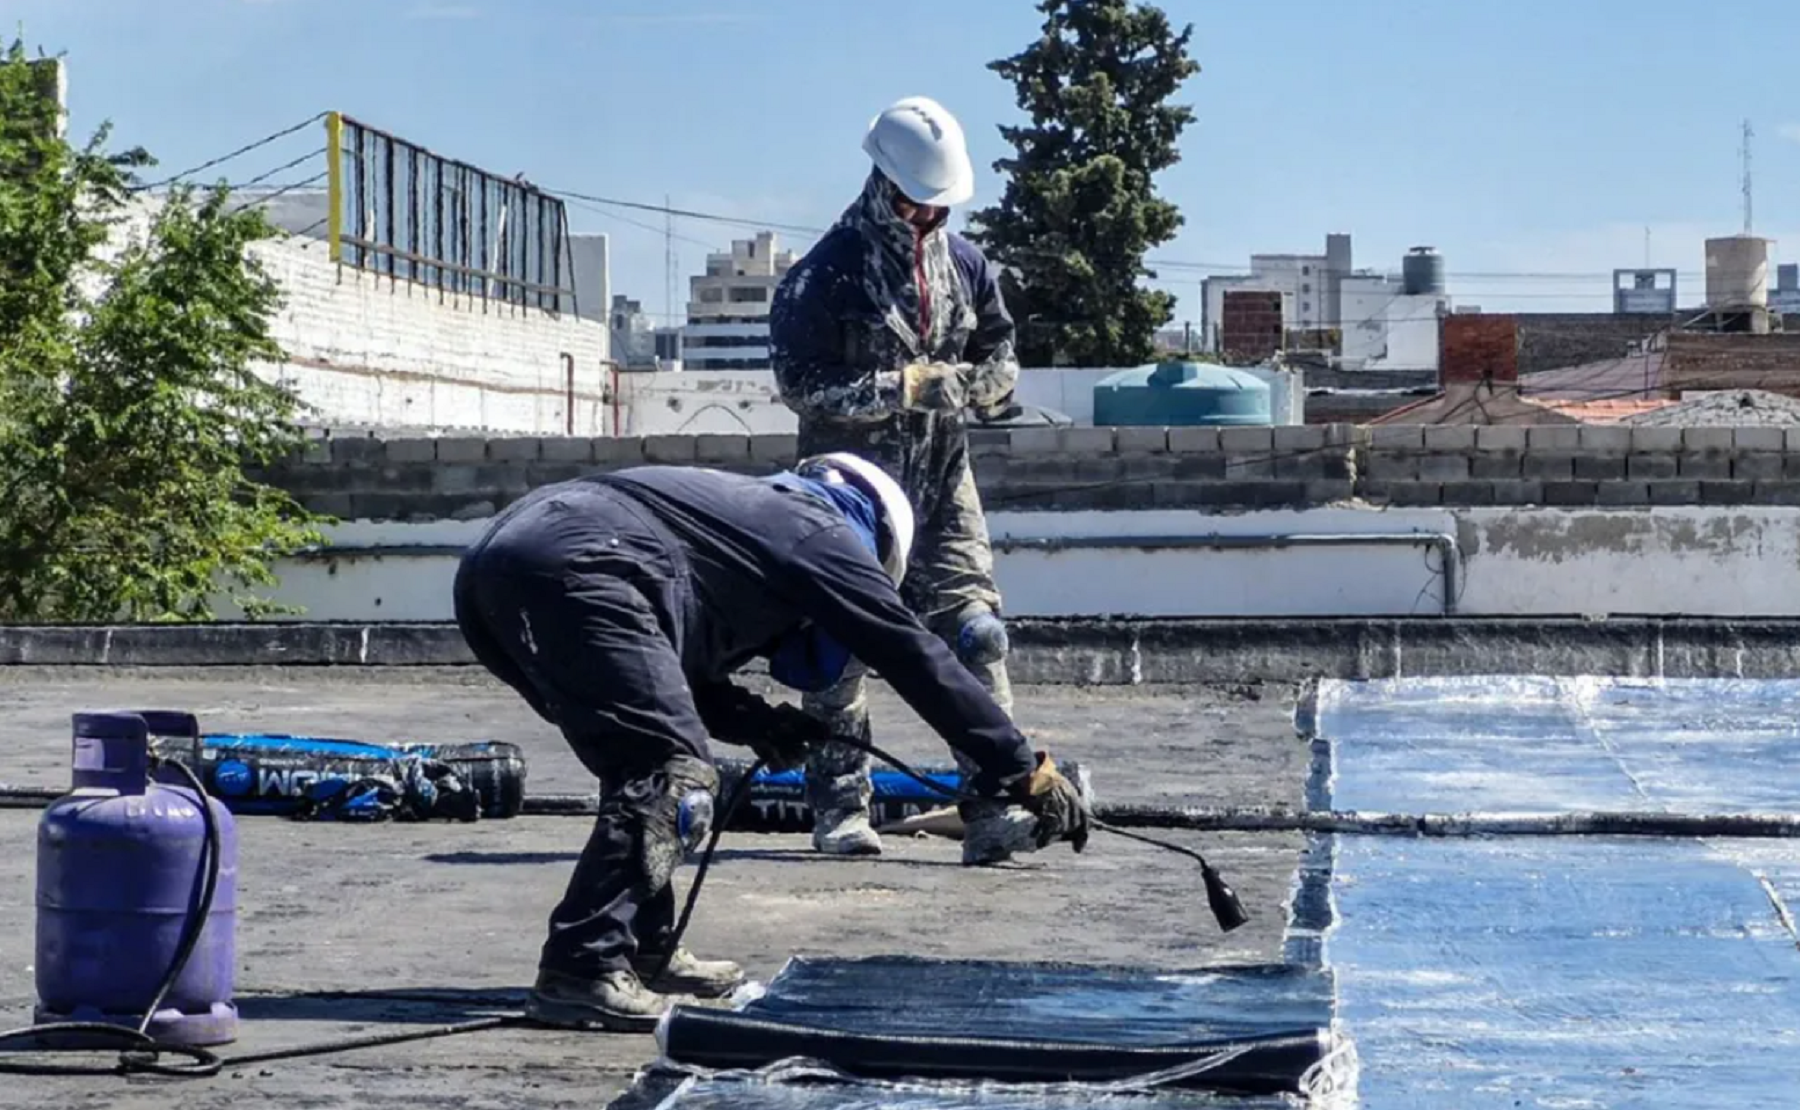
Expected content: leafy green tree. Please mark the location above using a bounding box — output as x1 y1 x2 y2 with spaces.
968 0 1200 367
0 38 322 622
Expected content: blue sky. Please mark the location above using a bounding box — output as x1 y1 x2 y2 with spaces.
16 0 1800 324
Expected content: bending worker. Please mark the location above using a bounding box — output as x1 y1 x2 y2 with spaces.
771 94 1019 861
452 454 1089 1033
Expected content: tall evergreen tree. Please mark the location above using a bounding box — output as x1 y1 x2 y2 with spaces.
968 0 1199 367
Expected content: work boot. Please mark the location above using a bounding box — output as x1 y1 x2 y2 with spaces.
960 805 1039 867
813 808 883 856
525 968 670 1033
632 946 745 999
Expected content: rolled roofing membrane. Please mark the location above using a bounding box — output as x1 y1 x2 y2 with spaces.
612 1072 1305 1109
611 676 1800 1108
633 956 1349 1105
1313 675 1800 1107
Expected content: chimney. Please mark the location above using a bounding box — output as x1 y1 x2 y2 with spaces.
28 57 66 141
1220 289 1284 365
2 56 67 148
1438 313 1519 389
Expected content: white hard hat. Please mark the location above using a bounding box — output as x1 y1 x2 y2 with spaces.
862 96 975 208
798 452 916 585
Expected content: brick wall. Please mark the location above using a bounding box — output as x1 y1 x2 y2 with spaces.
1514 313 1667 376
1662 332 1800 395
256 424 1800 520
251 239 611 435
1440 314 1519 384
1221 290 1283 364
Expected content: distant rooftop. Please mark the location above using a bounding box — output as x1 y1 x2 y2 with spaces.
1618 389 1800 427
1521 352 1667 400
1538 398 1677 423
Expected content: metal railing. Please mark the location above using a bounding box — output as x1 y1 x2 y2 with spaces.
324 112 577 315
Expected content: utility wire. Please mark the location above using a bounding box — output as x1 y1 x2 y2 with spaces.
154 128 1735 286
287 216 328 239
227 172 328 216
561 194 717 252
542 187 1744 284
545 187 826 238
132 112 328 193
230 148 326 191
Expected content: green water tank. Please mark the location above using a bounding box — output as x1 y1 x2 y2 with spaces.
1092 361 1273 427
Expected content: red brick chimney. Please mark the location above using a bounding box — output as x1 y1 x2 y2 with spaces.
1438 314 1519 389
1220 290 1284 365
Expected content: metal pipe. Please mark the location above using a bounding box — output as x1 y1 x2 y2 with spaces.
610 362 624 436
1093 803 1800 840
406 145 419 286
993 531 1460 616
382 129 396 281
561 352 575 436
290 532 1462 618
323 112 343 264
6 784 1797 839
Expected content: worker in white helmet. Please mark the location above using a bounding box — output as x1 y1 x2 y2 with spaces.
770 96 1023 863
453 455 1088 1033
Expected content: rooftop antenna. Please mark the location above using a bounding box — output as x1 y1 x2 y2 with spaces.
1645 226 1651 268
1742 119 1755 235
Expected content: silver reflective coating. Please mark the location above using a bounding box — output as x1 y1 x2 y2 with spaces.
1313 676 1800 1107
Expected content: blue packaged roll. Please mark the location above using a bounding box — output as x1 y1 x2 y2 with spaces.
713 757 1091 833
147 731 527 821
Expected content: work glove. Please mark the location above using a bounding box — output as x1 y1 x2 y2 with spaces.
900 361 971 413
1011 751 1091 853
746 703 832 772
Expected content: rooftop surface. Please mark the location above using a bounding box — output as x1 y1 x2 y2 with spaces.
0 668 1307 1110
1314 676 1800 1105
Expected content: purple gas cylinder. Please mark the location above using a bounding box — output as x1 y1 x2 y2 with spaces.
34 710 239 1046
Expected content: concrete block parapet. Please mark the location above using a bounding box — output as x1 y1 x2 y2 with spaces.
25 616 1800 680
252 423 1800 520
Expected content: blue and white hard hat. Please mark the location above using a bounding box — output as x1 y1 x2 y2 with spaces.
796 452 915 585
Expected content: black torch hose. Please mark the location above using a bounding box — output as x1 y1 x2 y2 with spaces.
832 737 1248 932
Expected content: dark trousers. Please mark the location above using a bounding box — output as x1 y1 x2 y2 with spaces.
796 420 1011 817
453 489 710 978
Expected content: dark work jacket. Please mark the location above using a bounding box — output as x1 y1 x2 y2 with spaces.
769 227 1018 425
768 221 1020 524
494 465 1033 794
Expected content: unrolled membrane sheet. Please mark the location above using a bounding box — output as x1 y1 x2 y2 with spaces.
610 956 1343 1107
1313 675 1800 814
607 1069 1301 1109
1312 676 1800 1107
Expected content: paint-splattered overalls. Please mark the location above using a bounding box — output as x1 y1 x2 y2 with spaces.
768 169 1022 831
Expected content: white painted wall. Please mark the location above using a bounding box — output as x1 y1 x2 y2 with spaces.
1339 274 1400 366
566 234 610 324
1373 293 1446 371
602 365 1305 434
1249 367 1306 426
611 368 795 435
1012 368 1122 424
1247 255 1329 329
252 236 611 434
219 506 1800 622
107 195 613 435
